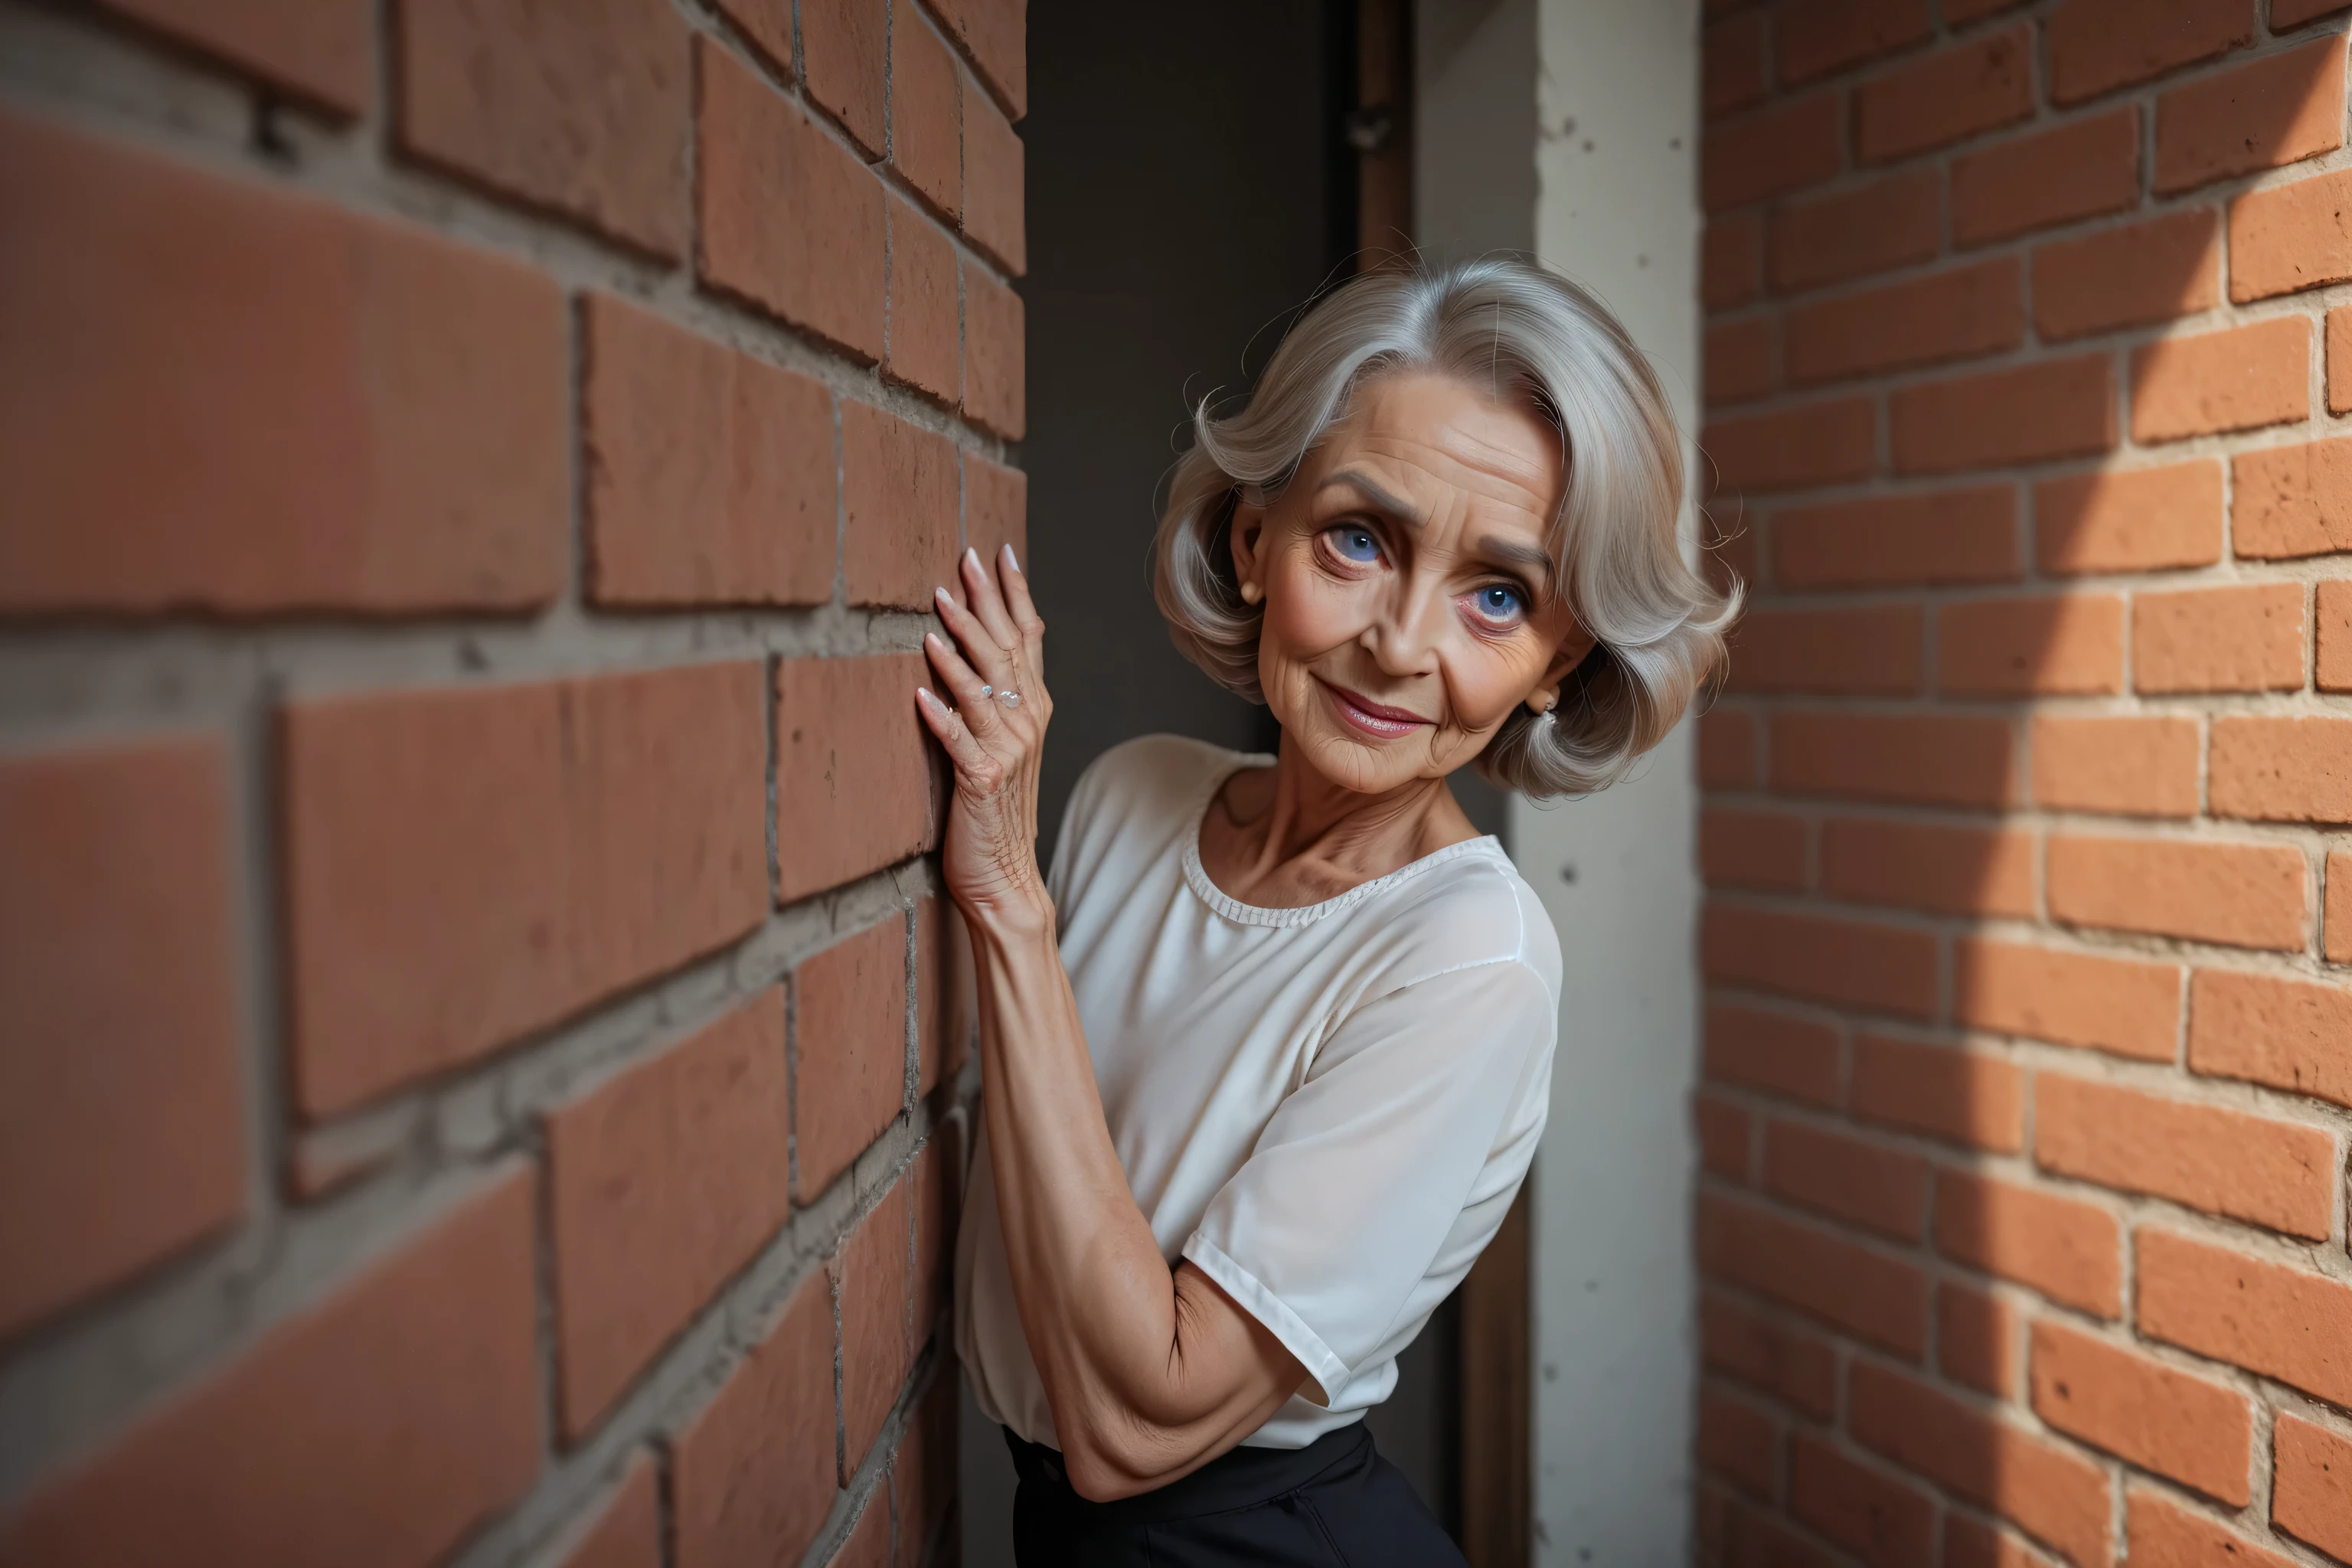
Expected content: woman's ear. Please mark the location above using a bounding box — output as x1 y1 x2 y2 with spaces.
1229 501 1266 606
1526 621 1599 715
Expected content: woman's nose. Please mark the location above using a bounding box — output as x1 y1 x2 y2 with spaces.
1359 583 1448 675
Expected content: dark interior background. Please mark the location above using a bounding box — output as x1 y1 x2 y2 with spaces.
962 2 1465 1555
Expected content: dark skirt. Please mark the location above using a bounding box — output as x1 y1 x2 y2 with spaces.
1004 1420 1468 1566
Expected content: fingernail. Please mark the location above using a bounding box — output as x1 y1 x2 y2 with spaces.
965 547 982 567
935 586 951 603
923 632 940 647
1003 544 1021 572
916 687 937 707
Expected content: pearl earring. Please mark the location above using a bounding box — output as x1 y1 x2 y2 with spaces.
1240 580 1263 606
1525 688 1557 716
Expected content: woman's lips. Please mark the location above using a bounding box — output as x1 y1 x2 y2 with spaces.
1321 679 1430 740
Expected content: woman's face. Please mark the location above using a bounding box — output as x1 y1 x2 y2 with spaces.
1230 372 1595 795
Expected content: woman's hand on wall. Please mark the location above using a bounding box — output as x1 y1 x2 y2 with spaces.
916 545 1055 933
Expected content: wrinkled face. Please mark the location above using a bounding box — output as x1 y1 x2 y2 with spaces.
1230 371 1595 795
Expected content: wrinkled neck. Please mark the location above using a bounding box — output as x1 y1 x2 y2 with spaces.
1217 733 1478 895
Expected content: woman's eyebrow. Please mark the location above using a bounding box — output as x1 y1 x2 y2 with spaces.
1479 535 1555 591
1318 468 1427 528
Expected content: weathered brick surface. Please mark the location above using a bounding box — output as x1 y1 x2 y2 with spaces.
1953 937 2181 1060
2129 318 2309 443
887 197 962 404
964 70 1027 276
794 919 910 1200
1701 1292 1839 1419
1937 594 2124 696
1704 94 1844 212
2033 1073 2334 1239
2029 715 2201 818
1853 1036 2024 1152
2034 462 2223 575
283 664 772 1116
673 1272 838 1568
2047 834 2307 951
1704 904 1939 1019
2187 969 2352 1108
1934 1171 2122 1317
560 1452 662 1568
1820 819 2034 917
1704 1002 1843 1106
843 402 961 610
834 1178 913 1480
890 10 962 220
2154 35 2347 193
1783 259 2023 385
2125 1489 2296 1568
1697 1380 1782 1498
1890 356 2115 475
775 655 939 902
1936 1280 2017 1395
802 0 888 155
2272 1415 2352 1563
1730 605 1923 694
1698 1192 1929 1357
2029 1320 2250 1504
964 262 1027 439
2132 582 2306 693
0 739 247 1340
2210 715 2352 824
102 0 371 110
2233 437 2352 558
1854 27 2034 164
1949 109 2138 248
2034 211 2220 341
2136 1229 2352 1407
1771 712 2018 808
1762 1120 1929 1240
1769 168 1940 291
929 0 1027 119
1773 488 2019 590
2231 166 2352 302
1700 807 1809 890
2045 0 2253 105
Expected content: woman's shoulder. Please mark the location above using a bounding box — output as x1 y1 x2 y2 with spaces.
1357 841 1563 1002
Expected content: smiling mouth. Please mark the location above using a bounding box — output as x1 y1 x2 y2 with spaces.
1320 678 1430 740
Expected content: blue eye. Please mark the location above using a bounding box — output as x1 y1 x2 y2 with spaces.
1328 526 1382 563
1473 583 1526 622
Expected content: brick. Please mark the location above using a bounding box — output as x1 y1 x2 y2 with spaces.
910 1135 959 1345
1697 1191 1929 1357
964 455 1029 570
1849 1362 2112 1568
2034 211 2222 341
2135 583 2305 693
1938 594 2125 697
964 71 1026 276
710 1 790 68
1952 109 2139 248
2235 438 2352 559
1704 1002 1843 1106
2047 0 2254 105
559 1452 661 1568
2273 1415 2352 1563
841 403 959 611
1705 13 1767 118
1704 93 1844 211
833 1494 890 1568
886 198 961 404
1706 213 1767 311
698 40 886 361
1854 1035 2024 1152
547 992 792 1436
1954 939 2180 1060
1731 605 1923 694
2335 309 2352 413
1697 1382 1782 1498
1892 356 2115 475
1944 1515 2051 1568
1703 904 1939 1019
2030 716 2201 818
2213 716 2352 825
1700 1292 1839 1418
1701 709 1762 789
2043 1073 2333 1240
1700 808 1809 891
1771 713 2019 808
284 664 770 1117
1857 26 2033 165
795 920 910 1200
1774 487 2019 590
2334 851 2352 963
673 1271 837 1568
914 897 972 1096
0 1171 539 1568
1705 399 1877 494
1769 167 1941 292
2131 318 2309 443
1697 1094 1753 1180
2277 0 2352 21
890 9 962 220
2155 36 2348 194
1706 318 1779 407
1763 1120 1928 1240
100 0 369 110
1821 819 2035 917
2188 969 2352 1108
1935 1170 2122 1316
929 0 1026 119
2137 1228 2352 1406
0 111 567 617
1944 0 2028 15
2233 168 2352 303
0 740 243 1341
1789 1432 1937 1568
1723 1501 1844 1568
802 0 887 155
775 655 939 901
2049 835 2307 951
964 263 1026 439
398 0 689 256
2321 582 2352 688
583 294 835 607
892 1372 959 1568
2035 1322 2252 1505
1787 259 2023 386
2034 462 2223 576
1778 0 1930 85
1939 1279 2017 1395
834 1178 913 1480
2125 1488 2296 1568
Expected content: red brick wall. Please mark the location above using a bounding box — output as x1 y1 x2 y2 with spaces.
0 2 1018 1563
1697 3 2352 1566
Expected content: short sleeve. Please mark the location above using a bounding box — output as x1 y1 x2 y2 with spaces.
1180 959 1556 1402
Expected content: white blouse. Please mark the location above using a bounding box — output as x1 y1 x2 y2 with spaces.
954 734 1561 1449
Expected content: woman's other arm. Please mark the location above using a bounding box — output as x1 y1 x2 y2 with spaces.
916 547 1307 1502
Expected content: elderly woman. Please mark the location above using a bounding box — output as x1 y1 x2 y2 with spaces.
914 256 1733 1563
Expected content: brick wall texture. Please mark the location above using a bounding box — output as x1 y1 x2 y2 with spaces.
1698 4 2352 1567
0 1 1015 1563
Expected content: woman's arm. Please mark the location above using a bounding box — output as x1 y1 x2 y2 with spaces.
916 547 1308 1502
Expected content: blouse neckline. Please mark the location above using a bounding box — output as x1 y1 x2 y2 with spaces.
1178 754 1508 929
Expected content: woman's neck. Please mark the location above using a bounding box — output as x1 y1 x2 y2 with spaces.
1197 732 1484 910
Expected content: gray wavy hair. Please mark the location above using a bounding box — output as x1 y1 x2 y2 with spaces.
1151 256 1736 799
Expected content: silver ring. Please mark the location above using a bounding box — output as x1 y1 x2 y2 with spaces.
978 684 993 699
998 689 1022 707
